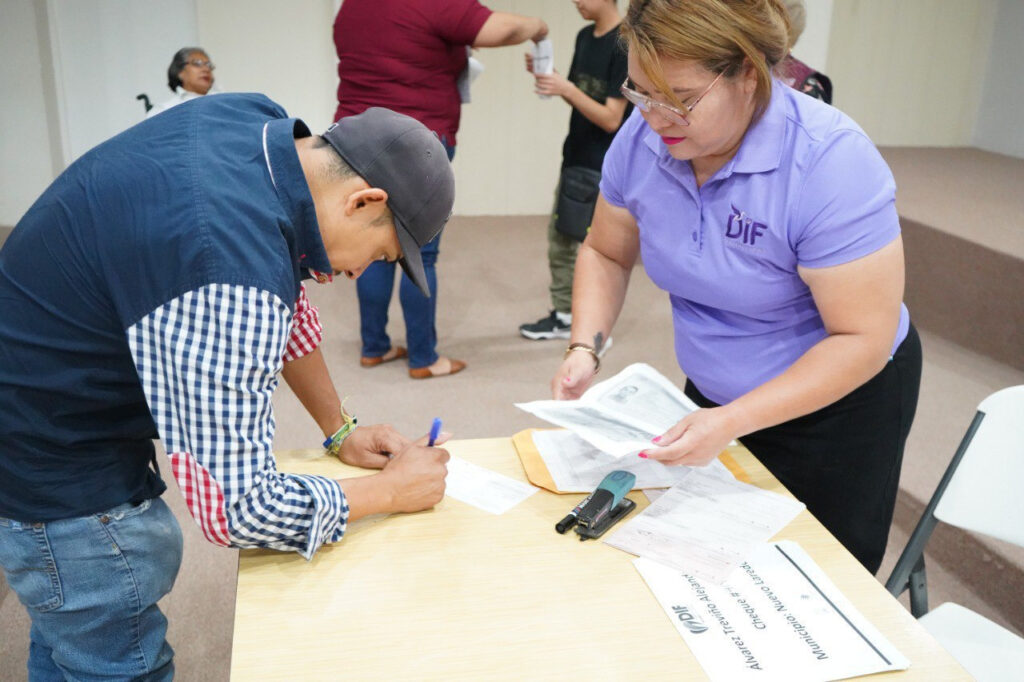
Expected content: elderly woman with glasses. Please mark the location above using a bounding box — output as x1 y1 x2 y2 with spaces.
147 47 218 118
550 0 921 575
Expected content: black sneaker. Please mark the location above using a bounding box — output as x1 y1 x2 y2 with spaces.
519 310 571 340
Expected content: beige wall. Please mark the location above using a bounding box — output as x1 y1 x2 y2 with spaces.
451 1 589 215
197 0 339 135
826 0 998 146
0 1 56 226
972 0 1024 158
2 0 200 225
791 0 834 72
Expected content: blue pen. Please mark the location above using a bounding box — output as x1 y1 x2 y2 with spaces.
427 417 442 447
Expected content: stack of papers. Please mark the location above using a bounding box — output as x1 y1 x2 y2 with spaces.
605 470 804 584
531 428 732 492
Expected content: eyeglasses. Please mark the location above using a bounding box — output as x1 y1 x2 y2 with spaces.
619 71 724 127
186 58 215 70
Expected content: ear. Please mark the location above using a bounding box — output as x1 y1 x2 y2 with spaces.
343 187 390 216
742 58 760 94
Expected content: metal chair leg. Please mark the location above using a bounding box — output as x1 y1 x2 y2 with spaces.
908 555 929 617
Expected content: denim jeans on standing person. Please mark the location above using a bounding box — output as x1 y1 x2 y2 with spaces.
357 137 456 369
0 497 184 681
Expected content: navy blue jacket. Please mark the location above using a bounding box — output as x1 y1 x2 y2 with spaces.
0 94 334 524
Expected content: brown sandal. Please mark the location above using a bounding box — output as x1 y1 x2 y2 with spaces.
408 357 466 379
360 346 408 368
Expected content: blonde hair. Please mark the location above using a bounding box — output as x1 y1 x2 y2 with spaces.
621 0 790 120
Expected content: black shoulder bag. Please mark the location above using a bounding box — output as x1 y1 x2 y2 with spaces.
554 166 603 242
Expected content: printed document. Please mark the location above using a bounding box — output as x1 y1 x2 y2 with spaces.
443 456 537 514
635 542 909 681
531 429 732 492
604 471 804 584
516 363 699 457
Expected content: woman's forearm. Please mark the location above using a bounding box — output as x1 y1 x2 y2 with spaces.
569 241 632 351
721 330 893 438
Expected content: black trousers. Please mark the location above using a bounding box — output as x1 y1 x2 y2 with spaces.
685 323 922 574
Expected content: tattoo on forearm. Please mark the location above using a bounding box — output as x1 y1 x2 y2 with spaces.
593 332 604 353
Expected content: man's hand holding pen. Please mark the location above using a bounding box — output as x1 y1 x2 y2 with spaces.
338 423 451 520
379 428 452 513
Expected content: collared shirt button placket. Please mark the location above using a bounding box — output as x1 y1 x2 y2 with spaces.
689 195 704 256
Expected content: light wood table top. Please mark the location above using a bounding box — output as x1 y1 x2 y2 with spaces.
230 436 967 681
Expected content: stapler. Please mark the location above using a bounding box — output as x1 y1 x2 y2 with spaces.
573 470 637 541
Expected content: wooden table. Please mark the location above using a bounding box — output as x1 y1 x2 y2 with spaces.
230 437 967 681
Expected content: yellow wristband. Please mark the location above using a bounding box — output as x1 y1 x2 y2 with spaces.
323 400 358 457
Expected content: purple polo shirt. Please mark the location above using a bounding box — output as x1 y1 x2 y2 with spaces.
601 80 910 405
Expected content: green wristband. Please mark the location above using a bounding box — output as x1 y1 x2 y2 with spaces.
323 408 357 457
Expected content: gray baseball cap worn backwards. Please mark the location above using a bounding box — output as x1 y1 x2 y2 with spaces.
322 108 455 298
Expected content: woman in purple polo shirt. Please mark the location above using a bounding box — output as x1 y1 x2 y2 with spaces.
551 0 921 574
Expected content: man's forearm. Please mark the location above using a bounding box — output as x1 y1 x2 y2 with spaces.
281 347 344 438
337 473 394 521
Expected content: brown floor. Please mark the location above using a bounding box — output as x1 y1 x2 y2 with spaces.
879 147 1024 258
1 214 1022 680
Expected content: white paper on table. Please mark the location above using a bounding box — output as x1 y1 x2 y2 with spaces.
531 429 732 492
457 47 485 103
516 363 701 457
635 542 909 681
443 456 537 514
604 469 804 584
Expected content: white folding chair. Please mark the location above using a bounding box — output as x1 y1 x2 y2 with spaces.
885 385 1024 681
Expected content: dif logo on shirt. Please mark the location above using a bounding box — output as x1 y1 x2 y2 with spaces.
725 204 768 247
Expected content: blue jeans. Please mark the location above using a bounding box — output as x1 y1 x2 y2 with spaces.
0 498 183 681
357 137 456 369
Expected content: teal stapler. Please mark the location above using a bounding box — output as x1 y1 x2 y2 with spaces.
559 470 637 541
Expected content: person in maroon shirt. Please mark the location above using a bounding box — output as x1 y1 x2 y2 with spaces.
334 0 547 378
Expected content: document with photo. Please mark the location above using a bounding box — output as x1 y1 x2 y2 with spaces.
515 363 699 457
531 429 732 492
635 542 909 681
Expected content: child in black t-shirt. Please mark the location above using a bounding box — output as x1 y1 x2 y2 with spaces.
519 0 631 341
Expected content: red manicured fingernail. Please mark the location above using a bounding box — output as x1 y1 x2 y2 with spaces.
652 436 662 443
638 452 648 459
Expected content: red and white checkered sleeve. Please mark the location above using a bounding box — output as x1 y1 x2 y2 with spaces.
282 283 322 362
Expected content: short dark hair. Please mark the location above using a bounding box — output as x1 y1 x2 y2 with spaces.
312 135 358 181
311 136 393 227
167 47 208 92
